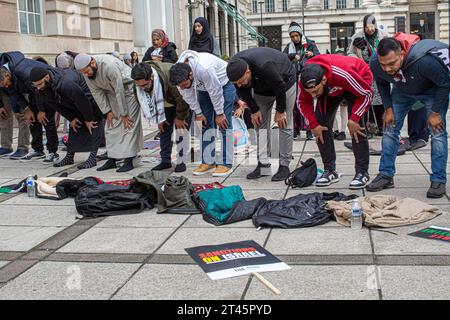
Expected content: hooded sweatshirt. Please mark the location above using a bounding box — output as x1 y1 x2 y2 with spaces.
298 54 373 129
176 50 229 116
370 33 450 113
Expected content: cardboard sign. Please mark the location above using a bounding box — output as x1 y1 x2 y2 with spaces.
185 240 290 280
409 226 450 243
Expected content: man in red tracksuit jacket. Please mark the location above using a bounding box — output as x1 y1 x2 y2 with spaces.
299 54 374 189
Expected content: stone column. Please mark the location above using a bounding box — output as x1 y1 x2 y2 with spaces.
289 0 302 10
307 0 322 10
361 0 379 7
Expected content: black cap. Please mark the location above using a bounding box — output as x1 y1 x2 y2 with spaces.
300 64 325 88
226 58 248 82
30 67 49 82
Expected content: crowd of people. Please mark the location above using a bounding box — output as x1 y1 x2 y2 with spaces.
0 14 449 199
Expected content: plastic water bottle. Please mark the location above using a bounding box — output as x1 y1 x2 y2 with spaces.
26 175 35 198
351 198 362 230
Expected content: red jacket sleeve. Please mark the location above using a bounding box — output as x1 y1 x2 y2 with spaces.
298 81 319 129
333 64 373 123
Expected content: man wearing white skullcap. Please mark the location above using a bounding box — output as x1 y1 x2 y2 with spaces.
74 53 143 172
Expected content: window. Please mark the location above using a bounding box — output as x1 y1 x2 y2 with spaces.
282 0 288 11
252 0 258 13
395 16 406 33
17 0 42 34
266 0 275 13
354 0 360 8
336 0 347 9
324 0 329 9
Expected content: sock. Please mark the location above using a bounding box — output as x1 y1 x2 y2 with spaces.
77 151 98 170
97 158 117 171
117 157 134 173
53 152 74 167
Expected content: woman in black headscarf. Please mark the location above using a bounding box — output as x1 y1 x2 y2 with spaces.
188 17 221 56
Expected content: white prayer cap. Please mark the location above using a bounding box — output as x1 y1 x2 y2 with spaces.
56 52 74 69
74 53 92 70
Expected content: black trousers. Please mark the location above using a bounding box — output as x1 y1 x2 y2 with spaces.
315 93 370 174
29 106 59 154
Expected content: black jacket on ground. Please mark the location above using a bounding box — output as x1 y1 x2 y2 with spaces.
0 51 52 112
35 68 103 122
142 43 178 63
232 47 297 113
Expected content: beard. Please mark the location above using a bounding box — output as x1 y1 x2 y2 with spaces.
143 81 154 93
88 66 98 80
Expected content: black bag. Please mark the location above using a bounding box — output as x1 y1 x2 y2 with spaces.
75 184 153 218
285 158 317 189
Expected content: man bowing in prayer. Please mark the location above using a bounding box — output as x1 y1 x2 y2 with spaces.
74 53 143 173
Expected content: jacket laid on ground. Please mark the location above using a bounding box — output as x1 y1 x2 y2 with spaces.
176 50 229 116
0 51 52 112
370 33 450 113
251 192 357 229
35 67 103 122
326 195 441 228
140 60 190 120
233 47 297 114
143 43 178 63
299 54 374 129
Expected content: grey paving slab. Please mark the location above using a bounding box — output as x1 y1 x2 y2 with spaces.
183 214 256 228
0 205 78 227
371 212 450 256
244 265 379 300
95 209 189 228
266 228 372 255
0 167 61 179
0 226 65 252
57 227 175 254
0 262 9 269
379 266 450 300
0 262 140 300
113 264 247 300
156 228 270 254
0 179 12 186
1 194 75 206
366 187 450 204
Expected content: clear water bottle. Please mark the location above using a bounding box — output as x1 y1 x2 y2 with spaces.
26 175 35 198
351 198 362 230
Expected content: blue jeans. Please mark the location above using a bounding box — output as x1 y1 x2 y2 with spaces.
197 82 235 167
380 88 448 183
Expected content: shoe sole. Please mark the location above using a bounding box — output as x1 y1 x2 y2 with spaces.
213 171 232 177
316 178 340 187
193 169 215 176
0 153 13 158
366 184 395 192
349 184 368 190
427 193 445 199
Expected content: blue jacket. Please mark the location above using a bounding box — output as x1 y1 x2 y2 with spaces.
370 39 450 113
0 51 52 112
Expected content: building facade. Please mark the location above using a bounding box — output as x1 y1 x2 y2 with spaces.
246 0 449 54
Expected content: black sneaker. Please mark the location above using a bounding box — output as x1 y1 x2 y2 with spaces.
272 165 291 182
349 172 371 190
366 174 394 192
43 153 60 164
175 163 187 173
316 170 340 187
306 131 314 141
0 148 13 158
293 130 301 141
152 162 172 171
247 162 271 180
336 132 346 141
427 182 446 199
9 149 28 160
20 151 46 162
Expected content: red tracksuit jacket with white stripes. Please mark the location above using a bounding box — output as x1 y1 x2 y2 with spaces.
298 54 374 130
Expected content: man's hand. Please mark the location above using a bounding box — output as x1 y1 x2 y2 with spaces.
215 114 228 130
106 112 117 128
275 111 288 129
195 114 208 128
158 121 169 133
305 51 314 58
234 100 247 118
71 118 82 133
24 108 35 125
383 108 395 132
175 118 189 130
311 125 329 144
251 111 263 128
0 107 8 120
428 112 444 135
37 112 49 126
347 120 367 143
85 121 98 135
122 115 134 130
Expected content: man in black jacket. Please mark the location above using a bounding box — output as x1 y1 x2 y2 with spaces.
29 67 105 169
0 52 59 163
226 47 297 181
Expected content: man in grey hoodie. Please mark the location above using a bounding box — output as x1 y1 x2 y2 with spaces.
367 33 450 198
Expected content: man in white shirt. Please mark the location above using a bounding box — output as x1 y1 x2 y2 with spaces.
169 50 235 177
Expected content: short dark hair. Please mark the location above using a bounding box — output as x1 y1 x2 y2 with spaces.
131 63 153 81
377 38 402 57
169 63 192 86
0 67 11 83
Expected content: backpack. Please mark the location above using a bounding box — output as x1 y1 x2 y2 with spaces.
75 183 153 218
285 158 317 189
